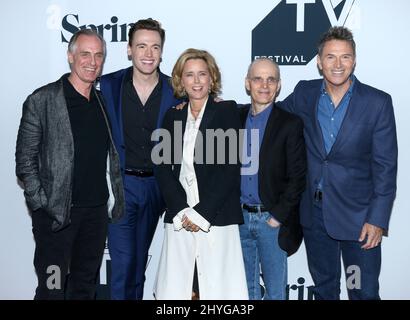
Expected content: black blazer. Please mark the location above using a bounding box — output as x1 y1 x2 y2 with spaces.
239 104 307 256
155 97 243 226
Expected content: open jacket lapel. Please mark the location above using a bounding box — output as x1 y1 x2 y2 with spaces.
259 105 281 159
198 97 217 135
311 90 328 159
327 80 367 157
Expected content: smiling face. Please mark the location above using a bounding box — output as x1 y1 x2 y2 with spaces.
317 39 356 92
67 34 104 86
127 29 162 76
181 58 212 105
245 59 281 110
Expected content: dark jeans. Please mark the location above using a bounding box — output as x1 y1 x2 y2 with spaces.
32 205 108 300
303 203 381 300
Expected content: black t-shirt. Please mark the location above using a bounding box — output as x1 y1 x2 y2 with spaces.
63 75 109 207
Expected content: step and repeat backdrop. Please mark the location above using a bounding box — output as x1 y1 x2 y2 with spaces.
1 0 409 299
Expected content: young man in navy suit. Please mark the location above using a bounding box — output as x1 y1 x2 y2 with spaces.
280 26 398 300
100 18 180 300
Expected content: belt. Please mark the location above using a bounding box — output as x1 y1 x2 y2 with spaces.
124 169 154 177
314 189 323 202
242 203 268 213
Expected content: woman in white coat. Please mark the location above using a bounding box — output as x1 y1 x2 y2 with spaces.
153 48 248 300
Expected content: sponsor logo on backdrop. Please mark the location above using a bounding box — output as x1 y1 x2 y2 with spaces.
259 276 315 300
60 14 133 43
252 0 357 65
46 6 133 43
287 277 315 300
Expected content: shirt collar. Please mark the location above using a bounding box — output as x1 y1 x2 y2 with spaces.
63 74 96 102
249 102 273 119
125 68 162 91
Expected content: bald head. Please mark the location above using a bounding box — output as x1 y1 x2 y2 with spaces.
245 58 281 112
247 58 280 80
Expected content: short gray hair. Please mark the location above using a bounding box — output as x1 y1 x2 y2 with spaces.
68 29 106 58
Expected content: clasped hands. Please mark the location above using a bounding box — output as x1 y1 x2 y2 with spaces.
182 215 200 232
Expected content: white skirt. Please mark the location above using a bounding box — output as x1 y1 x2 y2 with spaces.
153 221 249 300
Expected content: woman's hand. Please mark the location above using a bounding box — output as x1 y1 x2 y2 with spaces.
182 215 200 232
175 101 187 110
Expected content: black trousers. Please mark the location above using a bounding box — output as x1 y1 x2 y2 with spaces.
31 205 108 300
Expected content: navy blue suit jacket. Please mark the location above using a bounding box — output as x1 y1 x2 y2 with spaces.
279 78 397 240
99 67 181 172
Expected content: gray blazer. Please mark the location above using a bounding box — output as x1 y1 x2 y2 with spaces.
15 75 124 232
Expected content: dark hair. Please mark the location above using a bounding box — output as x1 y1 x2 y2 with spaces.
318 26 356 57
128 18 165 47
68 29 106 58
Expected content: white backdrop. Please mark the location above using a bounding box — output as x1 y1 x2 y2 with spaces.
1 0 409 299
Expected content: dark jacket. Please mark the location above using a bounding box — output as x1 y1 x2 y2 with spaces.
15 75 125 232
155 98 243 226
239 104 306 256
279 78 397 240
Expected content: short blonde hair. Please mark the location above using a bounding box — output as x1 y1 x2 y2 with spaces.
171 48 221 99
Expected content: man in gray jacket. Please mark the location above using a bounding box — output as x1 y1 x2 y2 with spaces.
15 29 124 300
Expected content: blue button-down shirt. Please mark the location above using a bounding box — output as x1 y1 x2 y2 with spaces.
317 76 355 189
241 104 273 205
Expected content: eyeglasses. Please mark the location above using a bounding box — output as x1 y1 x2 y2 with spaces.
249 76 279 85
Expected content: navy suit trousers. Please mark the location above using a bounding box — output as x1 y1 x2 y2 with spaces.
108 175 163 300
303 202 381 300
